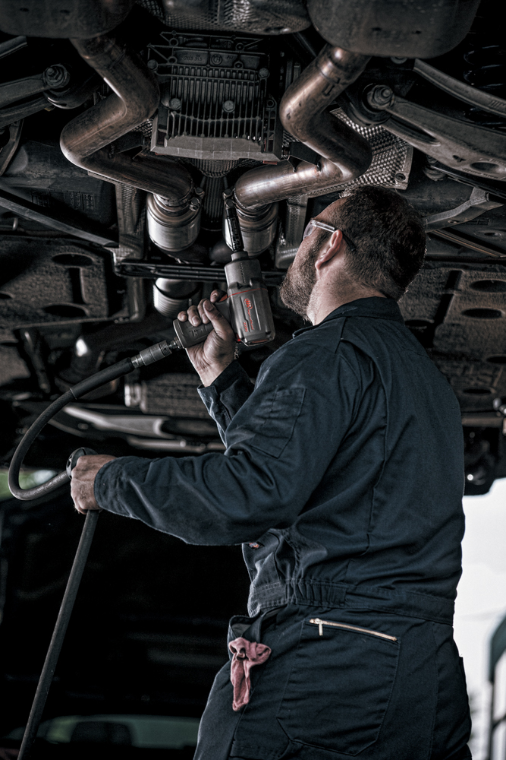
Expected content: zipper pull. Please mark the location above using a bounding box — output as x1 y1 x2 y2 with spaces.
311 618 324 636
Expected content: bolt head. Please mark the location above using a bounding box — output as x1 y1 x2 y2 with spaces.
378 86 393 102
44 64 69 89
368 85 394 109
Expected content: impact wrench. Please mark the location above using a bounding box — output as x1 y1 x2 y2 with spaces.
9 195 275 759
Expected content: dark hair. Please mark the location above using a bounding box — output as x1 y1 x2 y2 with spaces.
331 185 426 300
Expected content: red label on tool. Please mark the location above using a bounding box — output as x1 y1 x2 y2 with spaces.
244 297 255 332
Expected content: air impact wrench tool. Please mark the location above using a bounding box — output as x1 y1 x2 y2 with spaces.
171 193 276 350
127 196 276 367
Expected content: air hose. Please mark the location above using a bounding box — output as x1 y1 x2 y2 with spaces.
8 342 173 501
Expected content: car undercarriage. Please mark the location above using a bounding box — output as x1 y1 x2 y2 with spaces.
0 0 506 500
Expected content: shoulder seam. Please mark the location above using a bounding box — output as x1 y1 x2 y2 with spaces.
338 347 361 387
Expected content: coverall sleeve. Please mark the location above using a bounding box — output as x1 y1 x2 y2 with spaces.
197 360 255 442
94 339 360 545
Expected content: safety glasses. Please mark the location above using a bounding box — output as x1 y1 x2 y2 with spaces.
302 219 357 254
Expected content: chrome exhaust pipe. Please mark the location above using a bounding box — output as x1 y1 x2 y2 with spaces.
235 158 356 209
280 46 371 167
235 46 372 209
60 35 195 204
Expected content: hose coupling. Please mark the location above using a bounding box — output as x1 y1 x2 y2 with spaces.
131 341 173 368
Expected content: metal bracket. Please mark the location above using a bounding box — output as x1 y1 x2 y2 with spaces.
366 84 506 181
286 142 321 171
0 64 75 129
0 96 50 130
424 187 503 231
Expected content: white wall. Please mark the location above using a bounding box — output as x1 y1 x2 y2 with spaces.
454 478 506 759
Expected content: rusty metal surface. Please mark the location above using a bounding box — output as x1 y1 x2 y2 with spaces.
0 240 110 330
60 36 195 200
399 261 506 411
0 0 135 38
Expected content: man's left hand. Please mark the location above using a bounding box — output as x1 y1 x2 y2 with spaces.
71 454 116 514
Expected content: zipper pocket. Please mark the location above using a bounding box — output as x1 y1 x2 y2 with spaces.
309 618 397 642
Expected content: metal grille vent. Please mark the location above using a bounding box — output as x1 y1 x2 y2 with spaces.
136 0 165 20
149 32 283 161
184 157 259 176
132 119 153 137
311 108 413 197
187 158 240 177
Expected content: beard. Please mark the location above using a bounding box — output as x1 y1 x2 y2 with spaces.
279 237 320 318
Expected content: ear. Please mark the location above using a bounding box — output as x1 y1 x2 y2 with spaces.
315 230 346 272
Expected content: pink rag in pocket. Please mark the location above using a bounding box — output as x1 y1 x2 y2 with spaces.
228 636 272 711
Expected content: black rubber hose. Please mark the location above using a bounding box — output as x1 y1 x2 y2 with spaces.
8 357 133 501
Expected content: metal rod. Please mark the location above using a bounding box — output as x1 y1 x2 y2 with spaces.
0 184 118 247
114 260 285 285
18 510 100 760
0 36 27 60
428 229 506 258
414 59 506 119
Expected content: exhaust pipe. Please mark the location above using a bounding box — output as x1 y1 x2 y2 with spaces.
235 46 372 209
61 37 370 238
60 35 195 205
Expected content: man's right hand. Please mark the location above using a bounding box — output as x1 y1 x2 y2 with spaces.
177 289 237 386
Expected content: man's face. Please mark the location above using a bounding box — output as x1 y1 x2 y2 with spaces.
279 231 323 318
280 200 347 319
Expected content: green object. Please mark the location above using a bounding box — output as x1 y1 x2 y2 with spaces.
0 469 57 500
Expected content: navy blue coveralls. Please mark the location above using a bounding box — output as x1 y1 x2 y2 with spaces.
95 297 472 760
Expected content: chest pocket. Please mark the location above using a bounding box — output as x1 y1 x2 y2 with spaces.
248 387 305 459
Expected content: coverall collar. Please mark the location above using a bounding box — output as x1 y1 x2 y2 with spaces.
292 296 404 337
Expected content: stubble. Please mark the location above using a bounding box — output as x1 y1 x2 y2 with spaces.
279 236 321 318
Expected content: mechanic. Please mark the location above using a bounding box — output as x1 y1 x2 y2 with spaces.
71 185 472 760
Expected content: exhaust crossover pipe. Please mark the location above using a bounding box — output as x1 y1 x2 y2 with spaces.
235 46 372 209
60 35 202 252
